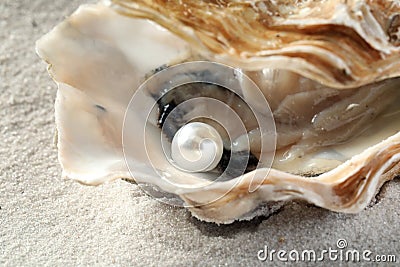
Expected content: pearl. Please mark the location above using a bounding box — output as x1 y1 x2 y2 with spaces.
171 122 223 172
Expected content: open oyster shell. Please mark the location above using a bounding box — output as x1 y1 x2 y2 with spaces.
36 1 400 223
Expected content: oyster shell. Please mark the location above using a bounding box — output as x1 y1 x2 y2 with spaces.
36 1 400 223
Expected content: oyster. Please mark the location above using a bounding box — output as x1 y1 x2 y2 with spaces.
36 0 400 223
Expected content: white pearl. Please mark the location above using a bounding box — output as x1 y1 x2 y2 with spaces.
171 122 223 172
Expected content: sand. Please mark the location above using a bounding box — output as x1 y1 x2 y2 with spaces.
1 0 399 266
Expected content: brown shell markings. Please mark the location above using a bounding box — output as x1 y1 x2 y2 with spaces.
110 0 400 88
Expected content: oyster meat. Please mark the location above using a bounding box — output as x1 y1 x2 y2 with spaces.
36 0 400 223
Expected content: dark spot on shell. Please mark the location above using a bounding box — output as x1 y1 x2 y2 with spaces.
217 149 259 180
95 104 106 112
145 64 170 80
388 14 400 46
154 64 168 73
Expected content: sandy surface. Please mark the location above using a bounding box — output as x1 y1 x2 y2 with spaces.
1 0 399 266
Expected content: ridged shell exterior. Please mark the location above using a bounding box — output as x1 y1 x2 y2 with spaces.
110 0 400 88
